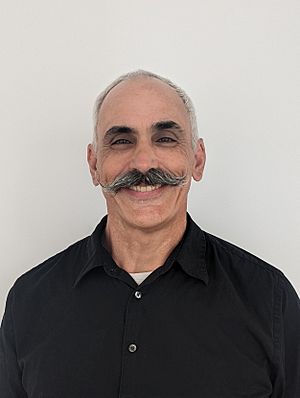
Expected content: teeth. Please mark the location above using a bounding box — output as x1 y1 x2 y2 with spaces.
129 184 162 192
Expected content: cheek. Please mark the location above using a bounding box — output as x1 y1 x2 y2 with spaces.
161 156 193 176
97 154 129 184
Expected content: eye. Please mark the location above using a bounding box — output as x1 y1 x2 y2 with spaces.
111 139 132 145
157 137 177 143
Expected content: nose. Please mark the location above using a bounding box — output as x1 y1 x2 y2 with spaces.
130 140 159 172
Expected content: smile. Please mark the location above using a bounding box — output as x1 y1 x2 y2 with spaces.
128 184 162 192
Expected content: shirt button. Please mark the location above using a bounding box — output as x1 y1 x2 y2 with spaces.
134 291 142 299
128 343 137 353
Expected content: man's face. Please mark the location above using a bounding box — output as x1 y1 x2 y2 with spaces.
88 77 205 230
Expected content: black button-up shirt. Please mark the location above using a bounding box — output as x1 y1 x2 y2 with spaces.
1 214 300 397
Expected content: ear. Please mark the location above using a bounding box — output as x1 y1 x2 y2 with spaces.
192 138 206 181
87 143 100 186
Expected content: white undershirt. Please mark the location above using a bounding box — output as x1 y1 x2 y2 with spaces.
129 271 153 285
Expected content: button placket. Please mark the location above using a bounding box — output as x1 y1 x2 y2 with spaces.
119 289 144 397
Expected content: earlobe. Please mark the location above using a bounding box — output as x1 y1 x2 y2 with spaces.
87 144 100 186
192 138 206 181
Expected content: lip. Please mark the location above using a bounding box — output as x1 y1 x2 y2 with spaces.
121 185 166 200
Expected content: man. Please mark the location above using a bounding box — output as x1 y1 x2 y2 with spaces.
1 70 299 397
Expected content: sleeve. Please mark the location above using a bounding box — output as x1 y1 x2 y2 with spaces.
0 287 27 398
272 273 300 397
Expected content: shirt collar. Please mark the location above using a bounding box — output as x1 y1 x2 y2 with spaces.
176 213 209 285
73 213 209 287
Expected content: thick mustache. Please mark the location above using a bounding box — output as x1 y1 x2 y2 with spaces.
100 168 187 193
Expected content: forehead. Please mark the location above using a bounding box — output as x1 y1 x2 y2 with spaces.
97 77 190 133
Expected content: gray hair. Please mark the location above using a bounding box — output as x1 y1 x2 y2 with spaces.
92 69 199 149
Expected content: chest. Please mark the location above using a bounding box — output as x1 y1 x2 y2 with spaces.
19 278 274 397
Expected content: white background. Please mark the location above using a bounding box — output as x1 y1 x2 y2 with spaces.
0 0 299 317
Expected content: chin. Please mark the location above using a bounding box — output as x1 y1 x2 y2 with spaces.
122 207 177 231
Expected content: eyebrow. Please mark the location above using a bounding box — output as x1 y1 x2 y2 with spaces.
104 120 184 139
151 120 184 133
104 125 135 139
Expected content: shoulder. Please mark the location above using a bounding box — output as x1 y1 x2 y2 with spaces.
204 230 285 279
202 229 300 326
10 235 90 299
201 229 297 309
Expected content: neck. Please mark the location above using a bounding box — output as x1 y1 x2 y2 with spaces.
104 213 187 273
